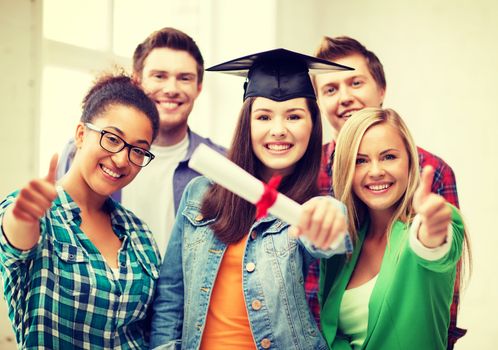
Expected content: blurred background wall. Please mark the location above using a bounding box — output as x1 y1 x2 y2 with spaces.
1 0 496 348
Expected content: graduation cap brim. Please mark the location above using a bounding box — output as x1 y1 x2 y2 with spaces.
206 48 353 101
206 48 353 76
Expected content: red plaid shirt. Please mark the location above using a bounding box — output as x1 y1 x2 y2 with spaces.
306 141 464 349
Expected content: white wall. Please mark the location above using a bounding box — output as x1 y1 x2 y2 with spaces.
0 0 39 198
0 0 36 347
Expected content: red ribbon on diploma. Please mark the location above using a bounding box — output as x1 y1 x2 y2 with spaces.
255 175 282 220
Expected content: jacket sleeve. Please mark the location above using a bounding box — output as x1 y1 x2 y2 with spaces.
0 191 45 263
56 138 77 180
150 183 192 348
300 196 351 259
407 205 464 273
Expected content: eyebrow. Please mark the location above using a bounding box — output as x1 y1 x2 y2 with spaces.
252 107 306 113
357 148 400 157
148 69 196 76
346 74 368 81
148 69 166 75
322 74 367 85
105 126 151 147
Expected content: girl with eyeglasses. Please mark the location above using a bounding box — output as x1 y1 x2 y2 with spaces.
0 73 161 349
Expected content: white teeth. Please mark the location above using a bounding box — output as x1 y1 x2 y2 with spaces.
368 184 390 191
159 101 180 109
102 165 121 178
267 144 291 151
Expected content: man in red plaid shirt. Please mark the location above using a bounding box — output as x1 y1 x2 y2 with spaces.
307 36 464 349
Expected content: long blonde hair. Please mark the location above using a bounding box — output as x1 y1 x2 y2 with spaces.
333 107 472 288
333 108 419 243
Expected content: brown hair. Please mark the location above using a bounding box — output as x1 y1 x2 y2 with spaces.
132 27 204 84
316 36 386 90
81 71 159 141
201 97 322 244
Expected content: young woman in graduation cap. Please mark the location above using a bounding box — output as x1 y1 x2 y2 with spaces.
150 49 352 350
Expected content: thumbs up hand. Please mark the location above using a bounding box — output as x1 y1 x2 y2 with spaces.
413 166 452 248
11 154 59 223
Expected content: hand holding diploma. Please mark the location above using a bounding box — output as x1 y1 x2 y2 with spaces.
189 144 352 254
288 196 348 251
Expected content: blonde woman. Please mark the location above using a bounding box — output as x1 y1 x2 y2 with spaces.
320 108 471 350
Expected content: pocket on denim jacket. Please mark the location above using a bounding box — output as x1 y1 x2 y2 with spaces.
263 232 298 257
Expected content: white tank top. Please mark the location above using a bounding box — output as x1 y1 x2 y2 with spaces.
338 275 378 349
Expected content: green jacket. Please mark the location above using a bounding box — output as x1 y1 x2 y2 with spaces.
319 206 464 350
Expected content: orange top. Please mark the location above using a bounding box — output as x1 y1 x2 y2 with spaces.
200 237 256 350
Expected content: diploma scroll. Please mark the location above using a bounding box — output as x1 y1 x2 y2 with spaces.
189 144 351 253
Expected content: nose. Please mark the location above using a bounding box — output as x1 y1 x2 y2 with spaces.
368 160 385 178
270 119 287 138
111 148 130 168
338 86 354 107
161 77 179 96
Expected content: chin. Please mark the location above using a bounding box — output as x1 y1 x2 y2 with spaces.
90 182 120 198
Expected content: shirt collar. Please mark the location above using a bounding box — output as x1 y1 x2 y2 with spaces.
53 185 129 240
53 185 81 223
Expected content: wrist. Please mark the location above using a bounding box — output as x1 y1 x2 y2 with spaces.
409 214 453 261
417 224 447 248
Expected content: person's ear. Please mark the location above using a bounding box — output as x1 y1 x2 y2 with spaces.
379 87 386 107
132 71 142 86
74 122 86 148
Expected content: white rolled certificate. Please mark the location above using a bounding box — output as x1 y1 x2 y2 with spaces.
188 144 351 254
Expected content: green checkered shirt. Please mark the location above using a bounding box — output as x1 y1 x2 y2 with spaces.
0 186 161 349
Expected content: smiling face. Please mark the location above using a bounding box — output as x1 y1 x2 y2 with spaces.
352 122 409 218
138 47 202 144
315 53 385 133
250 97 313 181
75 104 154 197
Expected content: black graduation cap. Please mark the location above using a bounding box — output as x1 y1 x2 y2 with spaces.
206 48 353 101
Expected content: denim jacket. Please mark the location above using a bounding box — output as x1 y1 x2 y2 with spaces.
150 176 346 350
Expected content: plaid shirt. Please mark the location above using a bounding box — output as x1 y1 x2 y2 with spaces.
0 186 161 349
307 141 464 348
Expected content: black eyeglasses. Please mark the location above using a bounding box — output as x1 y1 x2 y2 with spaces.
85 123 155 167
